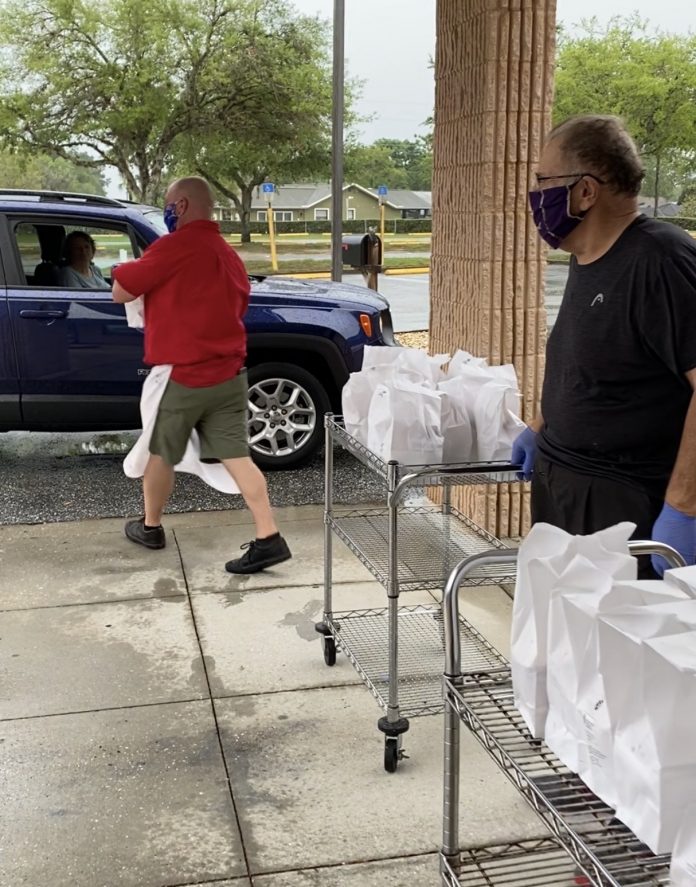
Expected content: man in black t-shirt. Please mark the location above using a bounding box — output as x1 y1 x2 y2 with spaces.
512 115 696 575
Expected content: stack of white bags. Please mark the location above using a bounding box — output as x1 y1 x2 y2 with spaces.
341 345 524 465
510 522 696 880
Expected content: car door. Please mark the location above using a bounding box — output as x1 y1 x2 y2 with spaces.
5 215 146 430
0 224 21 429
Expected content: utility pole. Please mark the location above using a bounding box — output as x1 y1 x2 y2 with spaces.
331 0 345 282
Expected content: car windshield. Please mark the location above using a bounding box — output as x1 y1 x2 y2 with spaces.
142 208 168 236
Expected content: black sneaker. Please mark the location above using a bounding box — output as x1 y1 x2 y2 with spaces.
225 534 292 574
125 518 166 550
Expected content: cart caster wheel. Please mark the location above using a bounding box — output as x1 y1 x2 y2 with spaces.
384 737 400 773
323 637 337 667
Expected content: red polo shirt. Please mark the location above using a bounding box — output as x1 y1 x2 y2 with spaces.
113 220 251 387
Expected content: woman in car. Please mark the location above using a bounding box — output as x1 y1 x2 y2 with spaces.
58 231 111 289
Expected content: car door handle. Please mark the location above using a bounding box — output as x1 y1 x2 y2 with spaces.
19 309 67 319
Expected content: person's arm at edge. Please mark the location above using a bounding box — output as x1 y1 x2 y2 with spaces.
664 368 696 515
528 413 544 432
112 279 139 304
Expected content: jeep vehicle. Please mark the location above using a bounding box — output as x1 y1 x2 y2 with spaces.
0 190 396 468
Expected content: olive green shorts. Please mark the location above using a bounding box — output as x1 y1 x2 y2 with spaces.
149 370 249 466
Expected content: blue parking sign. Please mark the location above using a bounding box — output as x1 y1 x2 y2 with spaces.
378 184 388 196
262 182 275 193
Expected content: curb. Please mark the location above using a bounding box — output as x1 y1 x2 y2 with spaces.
284 267 430 281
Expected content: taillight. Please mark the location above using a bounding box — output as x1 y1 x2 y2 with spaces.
359 313 373 337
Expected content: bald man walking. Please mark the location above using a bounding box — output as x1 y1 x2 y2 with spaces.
112 176 291 574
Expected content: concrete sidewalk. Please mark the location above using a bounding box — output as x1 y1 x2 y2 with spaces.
0 505 545 887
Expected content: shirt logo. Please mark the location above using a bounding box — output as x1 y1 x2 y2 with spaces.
591 293 605 307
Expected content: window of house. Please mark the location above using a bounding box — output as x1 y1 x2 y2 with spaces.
347 208 357 220
274 211 293 222
314 208 330 221
12 221 136 288
257 210 268 222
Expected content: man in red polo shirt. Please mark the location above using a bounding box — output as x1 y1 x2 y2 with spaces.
112 176 291 574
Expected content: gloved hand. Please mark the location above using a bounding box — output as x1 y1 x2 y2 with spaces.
651 502 696 576
511 425 538 481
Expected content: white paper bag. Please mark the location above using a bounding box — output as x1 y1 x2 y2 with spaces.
446 349 489 378
510 521 636 738
342 367 392 445
664 565 696 598
362 344 448 384
671 803 696 886
125 295 145 329
611 631 696 853
472 379 525 461
545 579 690 806
366 379 444 465
344 347 449 446
598 598 696 745
438 377 474 463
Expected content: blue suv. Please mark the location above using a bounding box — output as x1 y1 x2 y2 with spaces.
0 190 396 467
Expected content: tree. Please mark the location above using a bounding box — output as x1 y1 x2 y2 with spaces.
681 184 696 218
0 0 326 203
176 12 337 242
373 137 433 190
0 150 106 193
344 143 410 190
345 135 433 192
554 17 696 214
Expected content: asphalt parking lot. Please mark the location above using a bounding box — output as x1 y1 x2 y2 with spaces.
0 433 383 525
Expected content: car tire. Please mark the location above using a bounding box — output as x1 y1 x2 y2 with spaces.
246 362 331 470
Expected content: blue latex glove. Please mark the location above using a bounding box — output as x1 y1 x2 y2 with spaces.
511 425 537 481
651 502 696 576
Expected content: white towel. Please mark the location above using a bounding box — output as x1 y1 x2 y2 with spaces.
123 364 240 495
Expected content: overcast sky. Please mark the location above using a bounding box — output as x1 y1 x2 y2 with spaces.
106 1 696 196
290 0 696 144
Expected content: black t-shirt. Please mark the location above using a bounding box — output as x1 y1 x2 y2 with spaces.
539 215 696 497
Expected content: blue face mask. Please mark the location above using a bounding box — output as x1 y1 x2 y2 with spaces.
163 202 178 233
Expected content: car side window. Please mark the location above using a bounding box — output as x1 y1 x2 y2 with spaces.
12 221 137 289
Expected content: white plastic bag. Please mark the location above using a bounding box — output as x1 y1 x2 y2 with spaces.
545 579 690 807
366 379 444 465
611 631 696 853
510 522 636 738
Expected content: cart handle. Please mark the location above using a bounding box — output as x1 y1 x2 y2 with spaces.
442 540 685 678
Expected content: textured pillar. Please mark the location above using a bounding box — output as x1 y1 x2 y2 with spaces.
431 0 556 537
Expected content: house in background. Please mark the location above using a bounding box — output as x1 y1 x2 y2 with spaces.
214 183 432 223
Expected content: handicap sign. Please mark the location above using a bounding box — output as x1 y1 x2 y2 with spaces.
262 182 275 193
377 184 388 196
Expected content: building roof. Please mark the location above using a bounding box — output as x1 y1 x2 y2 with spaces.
249 182 432 211
368 189 432 210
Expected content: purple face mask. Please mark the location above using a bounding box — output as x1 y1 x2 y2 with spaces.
528 180 587 248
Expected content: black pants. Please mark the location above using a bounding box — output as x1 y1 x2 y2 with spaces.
531 455 664 579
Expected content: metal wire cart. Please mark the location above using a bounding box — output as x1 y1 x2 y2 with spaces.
440 543 684 887
315 414 520 772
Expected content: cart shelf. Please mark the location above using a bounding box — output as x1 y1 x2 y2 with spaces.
441 837 585 887
329 505 516 591
328 415 520 488
445 671 670 886
328 604 507 718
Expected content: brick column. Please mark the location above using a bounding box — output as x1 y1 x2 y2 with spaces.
431 0 556 537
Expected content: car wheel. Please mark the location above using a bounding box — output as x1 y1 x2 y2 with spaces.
246 362 331 470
